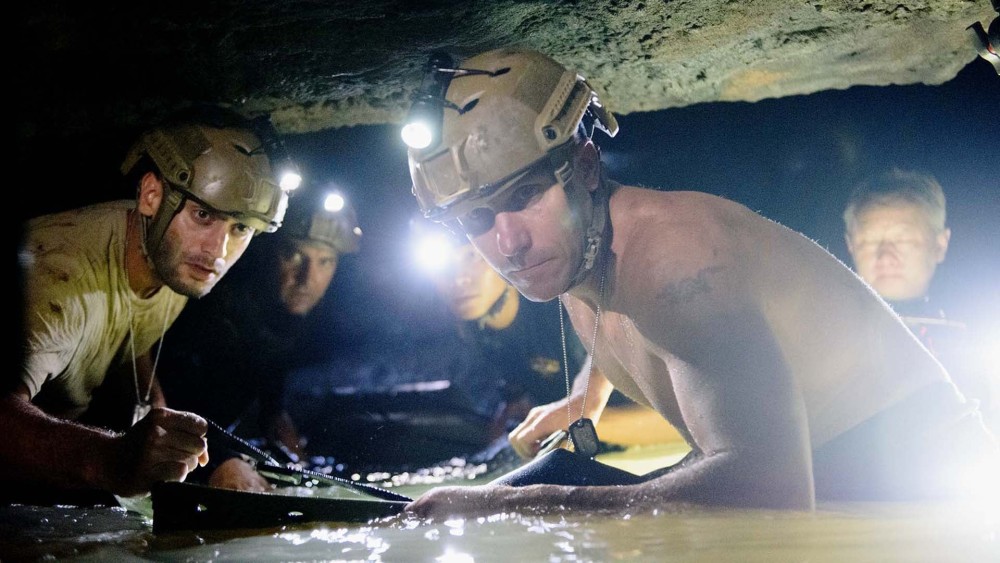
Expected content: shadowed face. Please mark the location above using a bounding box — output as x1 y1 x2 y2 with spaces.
277 239 339 316
464 166 591 303
430 244 509 320
846 202 950 301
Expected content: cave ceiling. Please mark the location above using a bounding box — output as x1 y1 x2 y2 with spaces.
16 1 995 141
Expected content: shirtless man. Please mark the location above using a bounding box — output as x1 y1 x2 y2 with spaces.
402 48 998 517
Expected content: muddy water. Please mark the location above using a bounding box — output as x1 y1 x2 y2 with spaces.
2 445 997 562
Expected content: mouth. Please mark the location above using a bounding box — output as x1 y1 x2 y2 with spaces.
187 262 220 282
507 258 553 281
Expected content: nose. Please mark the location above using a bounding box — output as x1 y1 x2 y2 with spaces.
294 259 311 285
203 224 230 261
875 240 898 262
494 212 530 260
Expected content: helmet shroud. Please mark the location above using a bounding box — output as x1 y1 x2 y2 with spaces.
121 121 289 255
408 48 617 223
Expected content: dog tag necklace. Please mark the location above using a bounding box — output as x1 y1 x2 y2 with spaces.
124 210 169 426
558 269 606 458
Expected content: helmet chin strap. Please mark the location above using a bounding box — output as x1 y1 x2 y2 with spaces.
563 172 611 294
141 183 186 261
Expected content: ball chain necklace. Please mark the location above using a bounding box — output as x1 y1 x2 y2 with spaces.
124 209 170 426
556 265 606 459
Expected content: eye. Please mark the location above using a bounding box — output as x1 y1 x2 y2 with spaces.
457 207 496 237
505 183 545 212
232 223 254 237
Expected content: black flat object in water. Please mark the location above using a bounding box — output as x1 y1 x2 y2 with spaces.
151 481 408 532
489 448 647 487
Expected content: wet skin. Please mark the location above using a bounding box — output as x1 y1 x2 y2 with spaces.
406 142 953 518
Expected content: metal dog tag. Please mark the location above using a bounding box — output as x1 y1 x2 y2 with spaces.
569 418 600 458
132 402 152 426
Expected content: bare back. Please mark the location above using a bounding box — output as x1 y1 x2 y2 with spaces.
564 187 949 453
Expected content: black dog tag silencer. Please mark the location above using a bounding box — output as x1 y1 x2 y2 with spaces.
569 418 599 458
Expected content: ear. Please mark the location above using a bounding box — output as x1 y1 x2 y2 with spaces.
934 227 951 263
136 172 164 218
573 140 601 194
844 232 862 268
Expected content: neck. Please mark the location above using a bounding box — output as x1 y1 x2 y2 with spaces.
566 189 616 310
480 284 520 330
562 172 615 301
125 209 163 299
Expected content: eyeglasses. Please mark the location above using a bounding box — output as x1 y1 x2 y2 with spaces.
455 163 563 237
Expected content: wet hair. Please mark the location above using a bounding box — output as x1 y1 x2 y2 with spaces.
843 168 947 234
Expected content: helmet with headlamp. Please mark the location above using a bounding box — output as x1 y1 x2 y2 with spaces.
282 190 362 254
120 112 297 256
405 48 618 231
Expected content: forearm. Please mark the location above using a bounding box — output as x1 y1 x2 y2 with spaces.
584 453 815 510
571 360 613 420
0 392 120 491
524 450 813 512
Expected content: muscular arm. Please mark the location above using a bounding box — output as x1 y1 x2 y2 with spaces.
0 383 209 497
412 206 816 516
508 359 613 459
409 305 814 518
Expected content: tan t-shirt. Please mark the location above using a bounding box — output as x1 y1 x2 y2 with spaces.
20 201 187 419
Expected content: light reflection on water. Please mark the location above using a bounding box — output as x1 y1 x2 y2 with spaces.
3 446 997 561
3 498 998 562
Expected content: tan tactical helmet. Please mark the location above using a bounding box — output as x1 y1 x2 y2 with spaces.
121 117 290 255
282 190 362 254
407 47 618 223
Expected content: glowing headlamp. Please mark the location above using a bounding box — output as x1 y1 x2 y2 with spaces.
400 52 510 150
251 115 303 192
324 191 346 213
414 232 460 273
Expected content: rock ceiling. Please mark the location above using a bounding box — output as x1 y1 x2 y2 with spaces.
16 0 996 141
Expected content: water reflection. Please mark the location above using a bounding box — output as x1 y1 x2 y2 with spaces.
4 498 997 562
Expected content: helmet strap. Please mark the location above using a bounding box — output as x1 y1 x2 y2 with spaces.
564 167 611 292
143 184 186 259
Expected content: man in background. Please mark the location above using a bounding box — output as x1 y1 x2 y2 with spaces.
844 168 996 431
411 216 587 444
160 188 361 491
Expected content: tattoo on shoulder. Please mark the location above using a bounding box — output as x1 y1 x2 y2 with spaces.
657 266 722 307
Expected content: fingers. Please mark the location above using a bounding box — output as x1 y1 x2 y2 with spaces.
509 406 560 459
149 407 208 436
145 408 208 455
147 460 191 484
123 408 210 488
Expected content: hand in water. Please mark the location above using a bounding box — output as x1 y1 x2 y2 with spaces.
112 407 208 497
405 485 500 520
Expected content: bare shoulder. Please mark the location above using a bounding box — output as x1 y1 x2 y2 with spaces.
609 187 759 310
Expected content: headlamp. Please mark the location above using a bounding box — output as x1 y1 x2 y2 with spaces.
400 52 509 150
967 0 1000 74
251 115 303 192
324 192 346 213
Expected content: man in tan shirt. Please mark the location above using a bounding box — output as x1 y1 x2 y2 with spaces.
4 106 296 503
